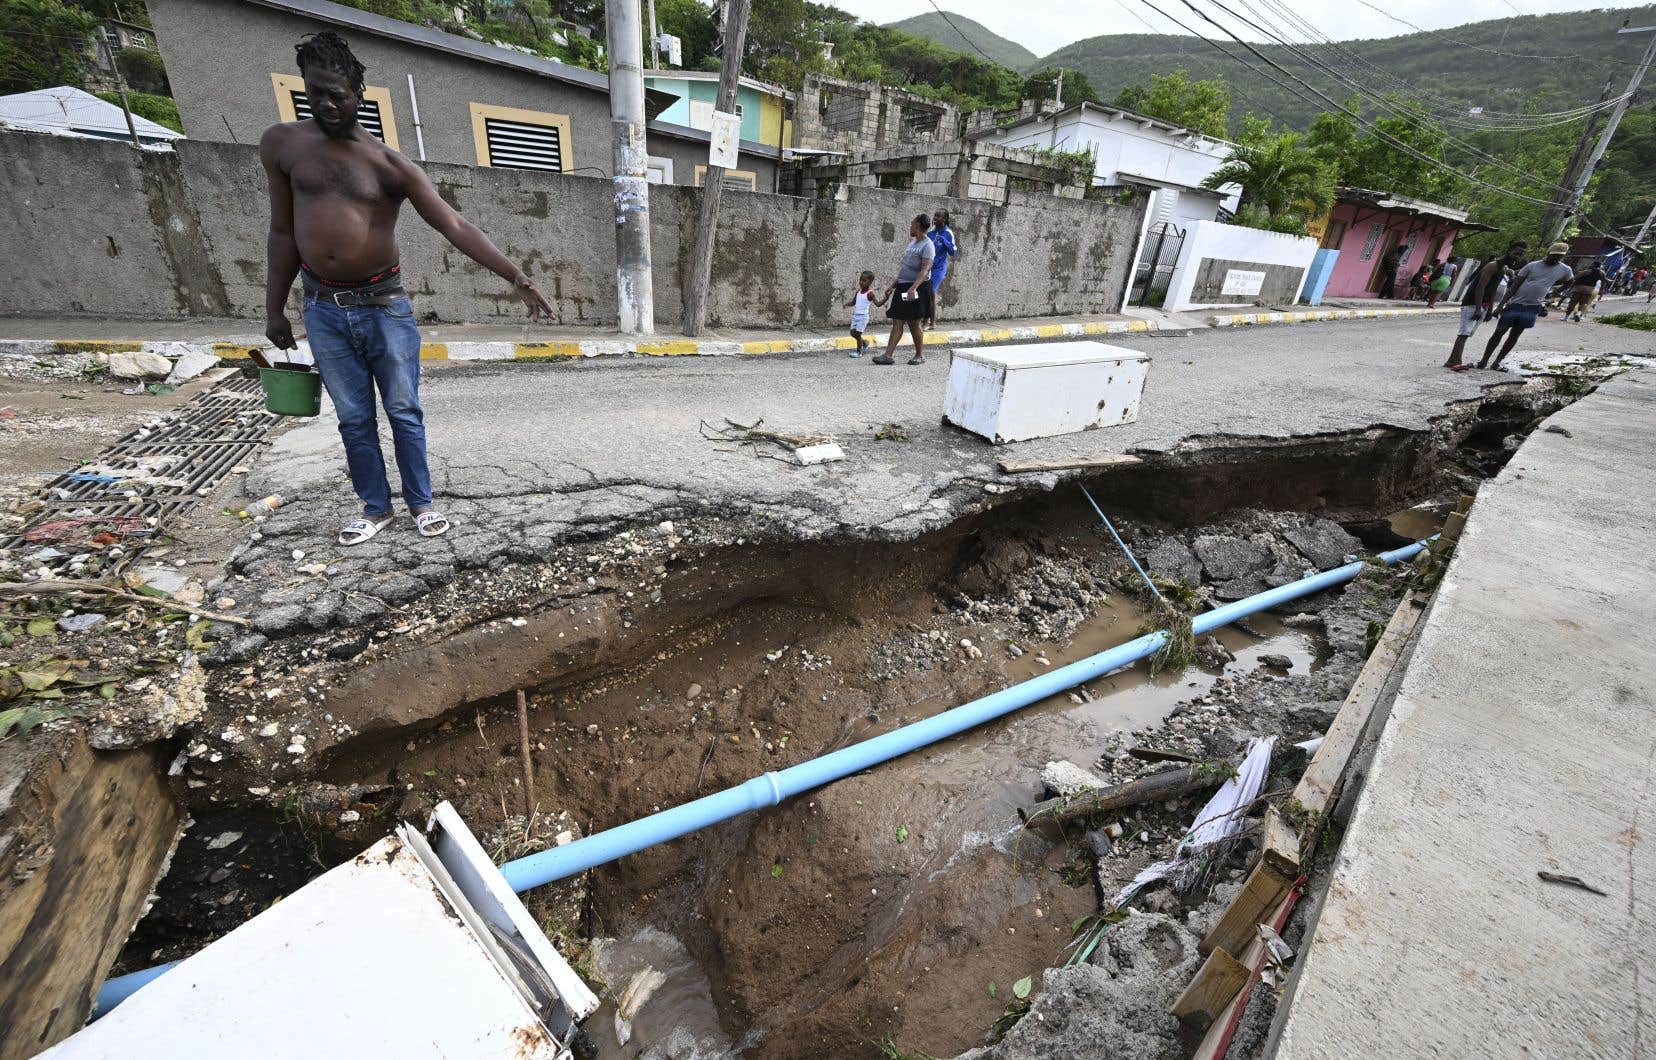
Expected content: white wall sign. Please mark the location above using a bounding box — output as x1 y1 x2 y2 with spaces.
1220 268 1267 296
708 110 740 170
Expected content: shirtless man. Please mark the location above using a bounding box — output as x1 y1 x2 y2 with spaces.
262 31 552 546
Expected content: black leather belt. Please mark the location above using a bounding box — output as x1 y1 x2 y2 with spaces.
305 283 408 308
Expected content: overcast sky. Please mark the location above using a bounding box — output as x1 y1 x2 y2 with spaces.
846 0 1654 59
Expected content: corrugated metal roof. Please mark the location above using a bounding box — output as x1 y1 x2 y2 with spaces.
0 86 182 142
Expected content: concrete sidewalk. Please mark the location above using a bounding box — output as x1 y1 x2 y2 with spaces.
0 302 1458 364
1275 371 1656 1056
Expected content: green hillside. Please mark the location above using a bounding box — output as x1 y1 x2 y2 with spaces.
1041 5 1656 132
884 11 1039 71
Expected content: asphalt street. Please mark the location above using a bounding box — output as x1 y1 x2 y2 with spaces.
249 311 1656 546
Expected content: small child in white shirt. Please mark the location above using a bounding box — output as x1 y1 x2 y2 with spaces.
844 271 887 358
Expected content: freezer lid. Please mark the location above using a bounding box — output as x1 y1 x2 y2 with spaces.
952 341 1151 371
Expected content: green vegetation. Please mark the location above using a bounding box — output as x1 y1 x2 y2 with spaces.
1113 68 1231 138
1204 131 1331 236
1599 312 1656 331
885 10 1037 71
0 0 97 94
95 89 181 131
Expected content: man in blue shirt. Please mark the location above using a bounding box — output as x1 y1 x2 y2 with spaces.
925 209 958 328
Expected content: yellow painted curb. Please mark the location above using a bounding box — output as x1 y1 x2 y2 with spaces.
211 342 257 360
419 342 449 360
514 341 582 359
1034 323 1065 338
51 340 144 354
635 339 701 356
741 340 792 355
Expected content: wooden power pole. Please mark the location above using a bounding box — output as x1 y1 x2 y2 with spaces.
682 0 751 336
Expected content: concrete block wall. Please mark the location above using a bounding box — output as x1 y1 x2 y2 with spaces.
0 131 1146 329
794 74 959 154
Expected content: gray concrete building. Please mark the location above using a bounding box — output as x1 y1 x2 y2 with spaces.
145 0 780 188
792 72 959 154
783 140 1089 204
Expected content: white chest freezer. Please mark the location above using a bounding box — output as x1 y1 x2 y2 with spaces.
943 341 1150 444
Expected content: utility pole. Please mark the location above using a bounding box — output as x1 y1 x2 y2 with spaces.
1541 79 1611 243
1549 24 1656 244
647 0 660 70
682 0 750 336
606 0 655 335
99 36 142 149
1633 201 1656 248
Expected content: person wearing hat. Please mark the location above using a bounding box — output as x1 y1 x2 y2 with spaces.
1478 242 1575 371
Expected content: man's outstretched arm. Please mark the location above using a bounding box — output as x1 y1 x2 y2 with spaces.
399 156 553 320
261 128 301 349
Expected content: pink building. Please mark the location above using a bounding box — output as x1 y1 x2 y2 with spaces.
1317 187 1488 299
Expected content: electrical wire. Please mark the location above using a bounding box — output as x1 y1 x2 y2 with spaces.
1185 0 1588 197
1239 0 1627 126
921 0 1002 66
1132 0 1591 220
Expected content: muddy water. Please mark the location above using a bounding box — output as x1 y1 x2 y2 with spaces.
579 593 1324 1058
1387 499 1453 542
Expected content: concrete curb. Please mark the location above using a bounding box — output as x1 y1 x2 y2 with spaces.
0 306 1456 366
1207 306 1459 327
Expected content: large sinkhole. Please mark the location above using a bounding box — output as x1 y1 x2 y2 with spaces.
122 381 1571 1059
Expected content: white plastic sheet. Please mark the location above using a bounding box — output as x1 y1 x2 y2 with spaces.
1110 735 1277 909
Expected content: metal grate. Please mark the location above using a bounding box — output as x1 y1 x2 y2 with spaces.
484 117 563 172
1 373 285 575
290 90 388 142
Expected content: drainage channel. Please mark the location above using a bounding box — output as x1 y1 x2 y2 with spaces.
1 372 281 576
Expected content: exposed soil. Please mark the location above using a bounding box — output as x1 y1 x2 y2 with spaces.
109 377 1574 1057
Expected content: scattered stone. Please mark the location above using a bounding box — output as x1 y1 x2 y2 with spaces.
1041 759 1105 798
107 349 172 381
205 831 242 851
687 683 703 700
164 345 219 384
1284 519 1363 571
1259 653 1294 670
1143 537 1201 586
1192 533 1273 582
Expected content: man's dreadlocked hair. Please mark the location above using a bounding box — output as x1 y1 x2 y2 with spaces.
295 31 366 94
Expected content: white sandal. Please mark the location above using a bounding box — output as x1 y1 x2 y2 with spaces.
338 515 392 546
415 511 450 538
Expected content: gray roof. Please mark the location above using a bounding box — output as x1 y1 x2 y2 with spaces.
242 0 779 153
243 0 612 93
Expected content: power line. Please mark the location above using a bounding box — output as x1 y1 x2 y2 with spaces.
1188 0 1581 194
1348 0 1640 67
1239 0 1625 127
1138 0 1589 219
921 0 1000 66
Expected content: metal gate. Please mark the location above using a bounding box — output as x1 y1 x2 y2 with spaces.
1130 221 1186 308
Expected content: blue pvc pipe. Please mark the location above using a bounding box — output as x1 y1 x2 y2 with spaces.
95 538 1427 1015
500 538 1428 891
89 961 178 1021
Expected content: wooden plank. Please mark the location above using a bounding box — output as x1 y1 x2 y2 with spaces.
997 453 1146 474
1259 805 1301 879
1020 765 1217 828
1440 510 1467 542
1170 947 1252 1025
1191 888 1297 1060
1201 859 1293 957
1293 590 1427 819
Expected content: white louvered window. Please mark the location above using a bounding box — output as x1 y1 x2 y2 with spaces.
483 116 564 172
289 90 387 143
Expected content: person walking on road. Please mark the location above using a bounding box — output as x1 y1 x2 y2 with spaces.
844 270 885 358
1445 243 1525 371
924 209 958 329
262 32 551 546
1566 258 1607 322
874 214 936 366
1478 242 1575 371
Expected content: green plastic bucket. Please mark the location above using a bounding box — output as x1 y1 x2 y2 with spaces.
259 366 322 417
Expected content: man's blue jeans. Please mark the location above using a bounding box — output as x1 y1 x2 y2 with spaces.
301 293 431 518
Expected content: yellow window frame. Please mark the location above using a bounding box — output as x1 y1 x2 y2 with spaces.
271 73 400 151
469 102 573 172
694 165 757 190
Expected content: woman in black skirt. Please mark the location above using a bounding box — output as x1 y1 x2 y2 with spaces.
873 213 937 365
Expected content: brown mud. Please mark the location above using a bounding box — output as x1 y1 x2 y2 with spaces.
114 379 1570 1058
